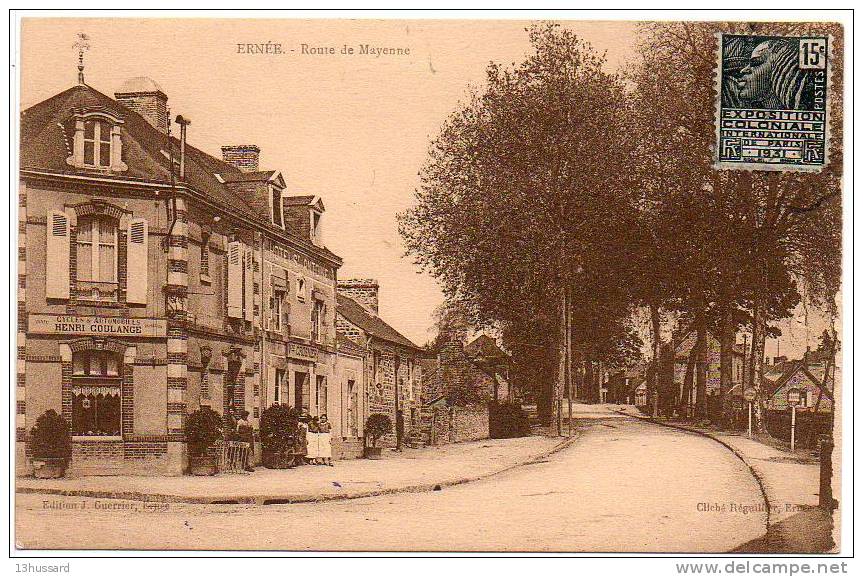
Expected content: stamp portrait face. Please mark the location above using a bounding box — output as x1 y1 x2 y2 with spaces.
715 34 830 171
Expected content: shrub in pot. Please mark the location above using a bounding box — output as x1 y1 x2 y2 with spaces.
30 409 72 478
185 406 223 475
363 413 392 459
259 404 300 468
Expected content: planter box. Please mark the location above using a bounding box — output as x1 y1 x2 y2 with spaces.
188 453 218 476
32 458 69 479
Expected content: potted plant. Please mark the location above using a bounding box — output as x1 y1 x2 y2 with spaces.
363 413 392 459
185 406 223 475
260 404 300 468
30 410 72 478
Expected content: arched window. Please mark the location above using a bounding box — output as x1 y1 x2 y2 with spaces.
71 350 122 437
76 214 118 300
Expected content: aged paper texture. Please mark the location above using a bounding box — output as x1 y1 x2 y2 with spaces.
13 15 845 555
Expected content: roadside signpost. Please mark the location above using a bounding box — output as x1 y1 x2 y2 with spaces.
743 387 757 439
787 387 802 451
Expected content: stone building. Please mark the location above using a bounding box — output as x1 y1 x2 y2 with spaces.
17 72 343 475
416 333 502 446
335 280 424 449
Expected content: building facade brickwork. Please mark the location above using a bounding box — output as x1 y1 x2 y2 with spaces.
18 75 346 476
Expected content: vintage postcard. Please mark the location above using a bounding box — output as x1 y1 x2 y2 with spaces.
11 12 848 557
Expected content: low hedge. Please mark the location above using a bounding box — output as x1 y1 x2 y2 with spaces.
489 401 531 439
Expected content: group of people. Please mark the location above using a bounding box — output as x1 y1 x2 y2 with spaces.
232 409 333 468
299 415 333 466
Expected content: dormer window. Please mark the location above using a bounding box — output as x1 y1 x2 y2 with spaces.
84 119 112 167
272 186 284 229
67 109 127 172
310 210 322 245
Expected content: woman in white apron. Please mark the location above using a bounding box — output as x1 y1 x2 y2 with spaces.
306 416 320 464
318 415 333 466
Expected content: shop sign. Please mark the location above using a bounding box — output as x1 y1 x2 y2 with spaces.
28 314 167 337
289 343 318 361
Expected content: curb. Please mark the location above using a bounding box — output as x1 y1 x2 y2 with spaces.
17 435 579 506
615 409 773 531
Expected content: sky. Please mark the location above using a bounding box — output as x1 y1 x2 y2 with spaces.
18 17 834 358
19 17 638 347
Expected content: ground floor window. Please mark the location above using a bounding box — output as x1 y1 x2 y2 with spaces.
71 387 121 436
347 379 358 436
316 375 327 416
274 368 287 404
71 350 122 436
294 371 310 413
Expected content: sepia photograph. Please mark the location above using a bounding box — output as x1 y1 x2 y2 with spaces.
9 10 851 559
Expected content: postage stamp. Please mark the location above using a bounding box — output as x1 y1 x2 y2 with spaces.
715 34 830 171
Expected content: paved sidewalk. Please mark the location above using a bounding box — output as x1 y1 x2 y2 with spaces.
17 435 565 505
615 405 834 553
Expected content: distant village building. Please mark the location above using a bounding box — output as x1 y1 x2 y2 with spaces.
17 72 350 475
607 364 646 405
335 280 425 449
764 352 835 414
417 333 510 446
669 328 745 417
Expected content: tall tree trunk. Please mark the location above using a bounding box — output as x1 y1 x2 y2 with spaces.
681 336 699 418
649 303 662 417
719 304 735 428
750 302 768 433
695 319 709 420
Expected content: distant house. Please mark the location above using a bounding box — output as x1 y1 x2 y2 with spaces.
765 359 834 414
463 334 512 401
762 354 835 446
670 329 745 416
607 364 646 405
418 333 508 446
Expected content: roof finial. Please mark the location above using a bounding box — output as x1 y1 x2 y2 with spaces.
73 32 90 85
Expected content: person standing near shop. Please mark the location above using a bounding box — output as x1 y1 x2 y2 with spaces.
318 414 333 466
306 415 320 465
236 410 255 472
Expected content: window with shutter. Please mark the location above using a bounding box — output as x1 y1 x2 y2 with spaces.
75 214 119 301
126 218 148 304
46 210 71 299
226 241 243 318
243 245 254 322
200 233 210 279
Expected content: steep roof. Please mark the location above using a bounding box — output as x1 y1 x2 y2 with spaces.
20 82 341 265
336 294 422 351
767 360 835 401
283 195 317 206
464 334 509 361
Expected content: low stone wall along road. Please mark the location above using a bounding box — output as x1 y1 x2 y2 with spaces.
16 408 767 552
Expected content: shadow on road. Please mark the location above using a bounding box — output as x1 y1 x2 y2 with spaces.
732 506 835 553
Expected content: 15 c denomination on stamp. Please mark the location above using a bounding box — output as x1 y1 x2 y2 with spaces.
715 34 830 171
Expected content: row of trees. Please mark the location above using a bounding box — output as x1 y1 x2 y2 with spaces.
399 22 842 431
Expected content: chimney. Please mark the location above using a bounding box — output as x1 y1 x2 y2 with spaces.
221 145 260 172
175 115 191 180
337 279 379 316
115 77 169 134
